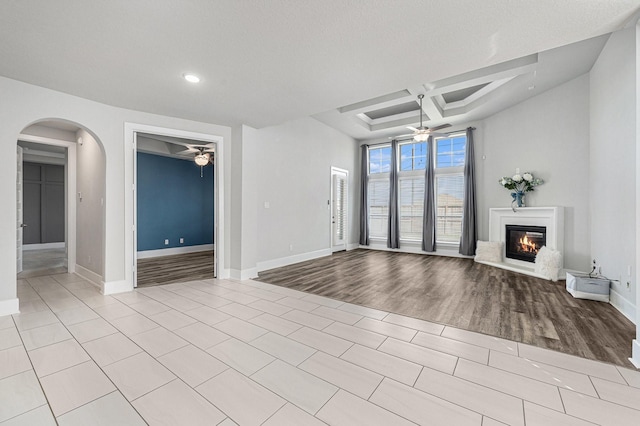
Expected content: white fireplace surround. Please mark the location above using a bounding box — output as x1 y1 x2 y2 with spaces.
478 207 565 279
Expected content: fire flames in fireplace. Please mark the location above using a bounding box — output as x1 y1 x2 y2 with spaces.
518 235 540 253
505 225 547 263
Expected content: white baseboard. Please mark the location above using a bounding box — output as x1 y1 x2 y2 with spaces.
219 268 231 279
230 268 258 280
631 340 640 368
347 243 359 250
75 264 103 288
137 244 215 259
0 298 19 316
136 244 216 259
103 280 132 295
23 242 65 250
362 241 472 259
256 249 331 273
609 289 636 324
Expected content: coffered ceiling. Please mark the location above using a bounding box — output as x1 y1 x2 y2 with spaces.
0 1 638 132
314 34 609 140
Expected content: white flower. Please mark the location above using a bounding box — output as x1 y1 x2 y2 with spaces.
523 173 533 182
512 174 523 182
500 178 507 186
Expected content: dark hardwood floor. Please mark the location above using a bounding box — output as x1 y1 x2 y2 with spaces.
137 251 214 287
257 249 636 368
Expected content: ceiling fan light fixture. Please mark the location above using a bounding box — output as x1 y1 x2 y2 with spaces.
413 132 430 142
194 152 210 166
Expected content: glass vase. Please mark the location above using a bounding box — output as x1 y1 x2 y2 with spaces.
512 191 525 208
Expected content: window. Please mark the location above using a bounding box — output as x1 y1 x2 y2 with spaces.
399 142 426 240
364 134 467 244
435 134 466 243
369 146 391 174
436 134 466 168
368 146 391 238
400 142 426 171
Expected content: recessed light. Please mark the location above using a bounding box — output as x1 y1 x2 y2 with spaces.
183 73 200 83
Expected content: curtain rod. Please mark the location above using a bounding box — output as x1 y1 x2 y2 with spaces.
364 127 476 146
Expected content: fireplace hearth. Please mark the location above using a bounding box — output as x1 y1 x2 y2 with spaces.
505 225 546 263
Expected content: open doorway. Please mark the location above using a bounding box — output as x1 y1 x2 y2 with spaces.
133 132 217 287
17 141 67 277
15 119 106 288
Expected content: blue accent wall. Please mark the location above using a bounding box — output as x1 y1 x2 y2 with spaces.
137 152 214 251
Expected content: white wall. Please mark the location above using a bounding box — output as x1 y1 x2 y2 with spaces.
480 74 591 271
75 129 105 277
228 124 259 279
22 123 77 142
590 27 637 321
244 117 358 271
0 76 231 311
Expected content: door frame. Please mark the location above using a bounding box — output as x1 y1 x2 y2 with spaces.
16 134 77 274
330 166 349 253
125 123 226 290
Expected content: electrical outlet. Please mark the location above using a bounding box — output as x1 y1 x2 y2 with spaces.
164 239 169 245
180 238 184 244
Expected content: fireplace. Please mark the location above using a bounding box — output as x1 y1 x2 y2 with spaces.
505 225 546 263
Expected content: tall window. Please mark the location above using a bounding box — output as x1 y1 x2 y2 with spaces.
367 146 391 238
365 133 467 244
398 142 426 240
434 134 466 243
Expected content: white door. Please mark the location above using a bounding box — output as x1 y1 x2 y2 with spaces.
16 146 23 273
331 168 348 252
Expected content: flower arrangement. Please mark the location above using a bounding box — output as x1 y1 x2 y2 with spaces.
499 172 544 208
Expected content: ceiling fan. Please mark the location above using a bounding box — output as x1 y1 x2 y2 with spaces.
394 94 451 141
193 146 214 166
191 146 214 177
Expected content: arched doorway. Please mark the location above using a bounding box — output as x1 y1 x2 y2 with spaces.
16 119 106 285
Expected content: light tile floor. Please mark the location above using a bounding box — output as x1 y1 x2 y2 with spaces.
2 273 640 425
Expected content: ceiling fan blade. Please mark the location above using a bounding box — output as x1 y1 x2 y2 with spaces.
428 123 452 132
406 126 418 132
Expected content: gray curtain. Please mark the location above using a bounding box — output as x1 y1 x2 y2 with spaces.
422 136 436 252
459 127 477 255
359 145 369 245
387 139 400 249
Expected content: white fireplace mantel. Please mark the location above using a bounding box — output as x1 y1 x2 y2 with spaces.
479 207 565 278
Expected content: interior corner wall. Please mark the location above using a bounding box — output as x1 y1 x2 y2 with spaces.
76 128 105 278
590 26 637 318
247 117 358 268
478 74 591 271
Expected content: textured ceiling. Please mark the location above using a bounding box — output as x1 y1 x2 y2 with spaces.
1 0 639 130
